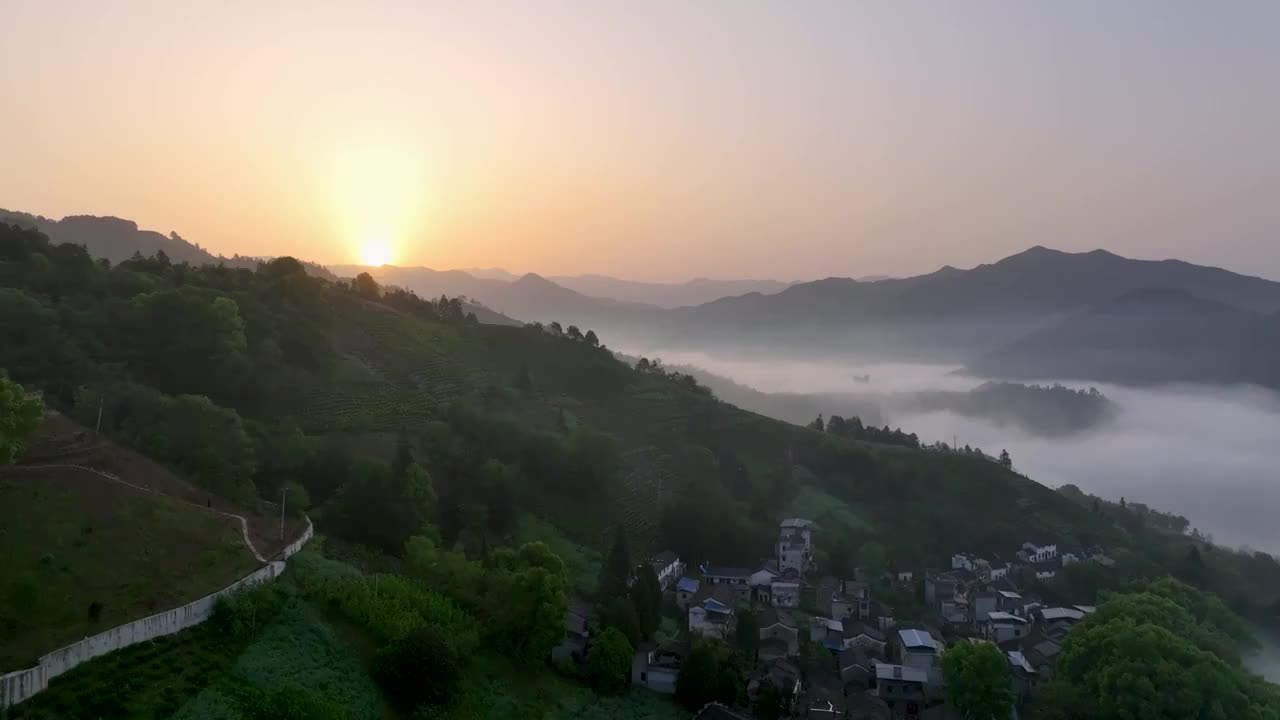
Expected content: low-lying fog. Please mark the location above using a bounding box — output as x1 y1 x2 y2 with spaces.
634 349 1280 555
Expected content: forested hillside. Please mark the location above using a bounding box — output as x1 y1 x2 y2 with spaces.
6 221 1280 718
4 221 1278 618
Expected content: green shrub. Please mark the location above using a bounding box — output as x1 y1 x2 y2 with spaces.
374 625 461 712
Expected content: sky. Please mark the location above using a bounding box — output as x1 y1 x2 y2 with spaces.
2 1 1278 281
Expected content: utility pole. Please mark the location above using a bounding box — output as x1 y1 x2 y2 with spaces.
96 393 104 433
279 486 287 541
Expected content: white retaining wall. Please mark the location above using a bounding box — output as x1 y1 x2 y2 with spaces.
0 517 313 708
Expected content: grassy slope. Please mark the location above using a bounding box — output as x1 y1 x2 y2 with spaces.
0 469 258 671
300 296 1123 564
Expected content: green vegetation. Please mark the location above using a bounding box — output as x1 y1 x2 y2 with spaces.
0 375 42 464
0 473 257 671
587 627 634 694
1034 579 1280 720
4 222 1280 716
942 641 1015 720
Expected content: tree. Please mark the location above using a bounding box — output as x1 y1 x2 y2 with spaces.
602 595 642 647
584 329 599 347
941 641 1014 720
0 376 43 465
828 534 855 583
736 611 759 660
858 541 888 581
601 526 632 599
548 321 563 336
566 324 584 341
632 564 663 640
514 363 534 392
354 271 381 298
754 679 794 720
808 414 825 432
676 641 737 710
998 449 1012 469
588 627 634 694
374 625 461 712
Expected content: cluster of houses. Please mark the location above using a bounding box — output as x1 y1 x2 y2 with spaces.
562 518 1109 718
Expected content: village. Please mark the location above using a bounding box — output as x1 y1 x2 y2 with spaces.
556 519 1115 719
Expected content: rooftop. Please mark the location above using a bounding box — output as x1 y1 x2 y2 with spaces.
1007 651 1036 674
843 621 886 641
676 576 701 594
652 550 679 567
998 590 1023 599
703 565 752 579
1039 607 1086 622
780 518 815 529
987 611 1028 624
874 663 927 684
897 629 939 652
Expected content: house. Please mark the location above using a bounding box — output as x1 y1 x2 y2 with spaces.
874 664 927 718
970 590 1000 625
759 608 801 658
751 561 780 604
651 551 684 590
840 621 887 654
951 553 977 572
982 611 1030 643
689 584 738 640
893 629 941 674
702 565 752 603
924 568 973 613
675 576 701 609
1007 650 1039 703
996 589 1023 610
702 565 753 601
896 570 914 584
1020 542 1058 564
771 581 801 608
988 555 1013 581
632 644 682 693
1060 546 1082 566
812 616 844 646
551 597 593 665
777 518 816 576
838 647 877 685
835 580 871 620
1031 558 1059 581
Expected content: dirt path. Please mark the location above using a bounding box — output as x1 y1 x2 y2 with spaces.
15 463 276 563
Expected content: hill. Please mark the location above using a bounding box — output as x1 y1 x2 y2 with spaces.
658 247 1280 360
547 274 793 308
4 219 1280 626
966 288 1280 388
0 414 272 671
0 209 338 281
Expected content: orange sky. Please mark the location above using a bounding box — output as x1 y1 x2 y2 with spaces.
2 2 1277 281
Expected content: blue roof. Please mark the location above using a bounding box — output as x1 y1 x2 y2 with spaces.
676 576 701 593
897 629 939 651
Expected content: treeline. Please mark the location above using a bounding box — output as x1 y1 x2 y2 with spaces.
0 223 471 505
808 413 920 448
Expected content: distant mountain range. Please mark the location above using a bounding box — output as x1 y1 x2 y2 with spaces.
0 209 339 281
8 207 1280 391
966 288 1280 389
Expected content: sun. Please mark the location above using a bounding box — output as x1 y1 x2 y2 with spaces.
359 237 394 266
